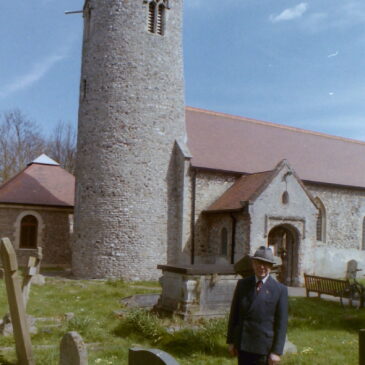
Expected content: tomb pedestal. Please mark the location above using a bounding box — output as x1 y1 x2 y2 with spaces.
155 264 239 319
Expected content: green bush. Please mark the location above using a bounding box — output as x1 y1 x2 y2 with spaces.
163 317 227 356
114 308 167 344
66 316 94 336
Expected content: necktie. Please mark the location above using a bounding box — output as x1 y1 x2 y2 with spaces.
256 280 263 292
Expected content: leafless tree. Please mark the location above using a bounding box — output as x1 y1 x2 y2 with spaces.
0 109 77 185
0 109 45 184
46 121 77 174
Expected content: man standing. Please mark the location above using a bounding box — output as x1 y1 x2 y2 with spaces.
227 246 288 365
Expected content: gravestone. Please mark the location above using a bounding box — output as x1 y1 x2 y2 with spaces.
346 259 360 280
129 348 179 365
0 247 42 336
22 247 43 309
0 237 34 365
59 331 88 365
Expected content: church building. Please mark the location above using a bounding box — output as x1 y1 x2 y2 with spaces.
71 0 365 283
1 0 361 287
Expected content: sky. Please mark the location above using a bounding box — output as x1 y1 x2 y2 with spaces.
0 0 364 140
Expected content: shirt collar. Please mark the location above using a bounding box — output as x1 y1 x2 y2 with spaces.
255 274 269 284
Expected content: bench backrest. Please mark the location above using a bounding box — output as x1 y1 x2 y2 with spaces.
304 274 350 296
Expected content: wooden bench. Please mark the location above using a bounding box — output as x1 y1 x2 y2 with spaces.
304 273 353 306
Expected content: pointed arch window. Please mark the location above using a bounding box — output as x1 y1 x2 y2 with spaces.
315 198 326 242
220 228 228 256
145 0 169 35
20 215 38 249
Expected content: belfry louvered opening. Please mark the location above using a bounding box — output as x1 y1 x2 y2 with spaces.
146 0 168 35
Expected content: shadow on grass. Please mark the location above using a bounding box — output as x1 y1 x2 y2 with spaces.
289 297 365 333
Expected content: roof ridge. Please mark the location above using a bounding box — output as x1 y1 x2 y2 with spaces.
185 106 365 146
0 166 28 192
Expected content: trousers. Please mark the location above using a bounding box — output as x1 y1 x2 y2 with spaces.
238 350 268 365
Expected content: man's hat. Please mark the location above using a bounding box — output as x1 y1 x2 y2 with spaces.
250 246 276 264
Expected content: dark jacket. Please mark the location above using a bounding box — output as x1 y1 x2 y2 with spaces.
227 275 288 355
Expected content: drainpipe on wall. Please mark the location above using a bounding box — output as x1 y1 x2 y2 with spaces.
190 169 196 265
230 213 237 264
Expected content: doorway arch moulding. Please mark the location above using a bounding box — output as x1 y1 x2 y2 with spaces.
264 215 305 239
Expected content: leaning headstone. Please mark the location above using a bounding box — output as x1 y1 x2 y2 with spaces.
31 247 45 285
59 331 88 365
346 259 360 280
129 348 179 365
0 237 34 365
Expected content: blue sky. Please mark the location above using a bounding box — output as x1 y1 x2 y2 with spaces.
1 1 365 140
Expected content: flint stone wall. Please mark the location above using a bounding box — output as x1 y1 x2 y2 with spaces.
193 170 238 263
306 183 365 249
73 0 186 280
0 205 72 266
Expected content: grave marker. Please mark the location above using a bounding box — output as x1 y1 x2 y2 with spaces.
0 237 34 365
129 347 179 365
22 247 43 310
346 259 360 280
59 331 88 365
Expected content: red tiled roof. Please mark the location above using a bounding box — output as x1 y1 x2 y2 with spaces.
186 107 365 189
206 171 274 212
0 163 75 207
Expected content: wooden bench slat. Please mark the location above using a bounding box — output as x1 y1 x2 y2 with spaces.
304 274 350 301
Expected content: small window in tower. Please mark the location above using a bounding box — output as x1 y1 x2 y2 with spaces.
145 0 169 35
148 2 156 33
82 79 87 100
157 4 165 35
20 215 38 249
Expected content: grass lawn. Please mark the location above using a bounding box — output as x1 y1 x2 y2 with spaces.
0 274 364 364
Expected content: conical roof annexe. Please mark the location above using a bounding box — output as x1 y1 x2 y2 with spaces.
0 155 74 207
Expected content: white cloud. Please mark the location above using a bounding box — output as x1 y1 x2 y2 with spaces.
0 50 68 99
327 51 339 58
270 3 308 23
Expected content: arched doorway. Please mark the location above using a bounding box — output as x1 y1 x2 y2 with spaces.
268 225 299 286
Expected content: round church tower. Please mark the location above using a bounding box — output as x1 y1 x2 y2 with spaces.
73 0 186 279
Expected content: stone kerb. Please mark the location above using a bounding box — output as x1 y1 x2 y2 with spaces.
59 331 88 365
129 348 180 365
